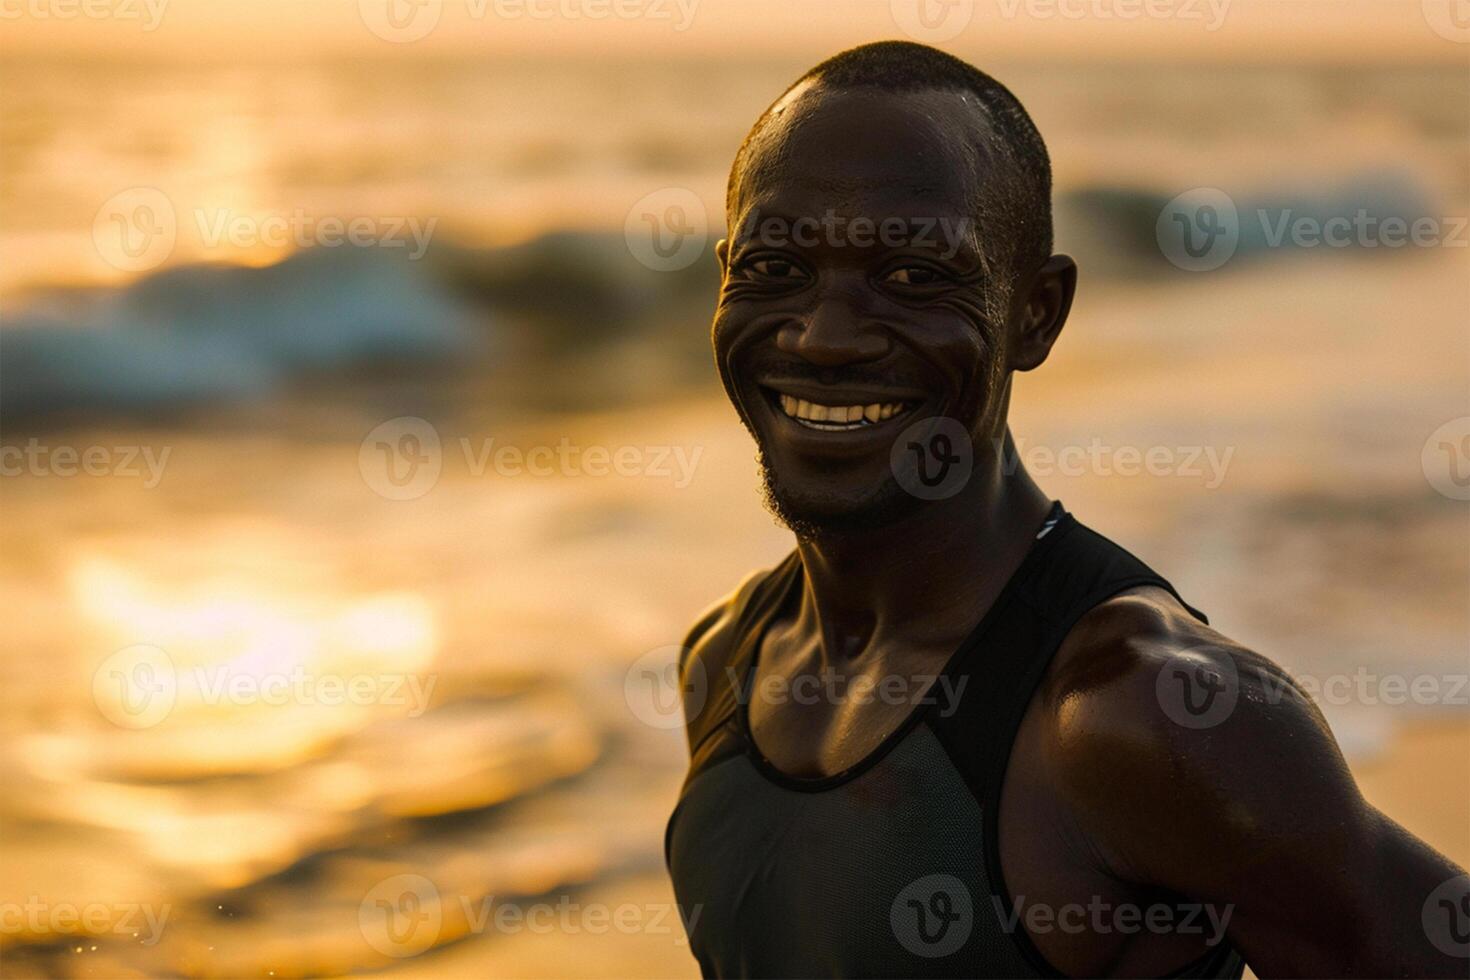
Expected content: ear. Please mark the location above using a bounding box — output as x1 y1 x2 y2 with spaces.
715 238 730 279
1010 254 1077 373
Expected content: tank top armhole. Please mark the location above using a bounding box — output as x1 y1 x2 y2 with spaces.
681 552 802 762
927 516 1236 978
971 574 1196 978
666 553 802 875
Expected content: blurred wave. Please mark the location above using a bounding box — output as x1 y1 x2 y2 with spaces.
0 248 481 421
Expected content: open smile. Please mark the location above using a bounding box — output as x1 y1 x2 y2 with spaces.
760 385 924 433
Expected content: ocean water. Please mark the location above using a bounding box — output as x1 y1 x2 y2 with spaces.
0 55 1467 976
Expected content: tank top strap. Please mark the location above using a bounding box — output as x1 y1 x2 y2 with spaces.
929 510 1205 800
681 550 803 762
926 509 1210 977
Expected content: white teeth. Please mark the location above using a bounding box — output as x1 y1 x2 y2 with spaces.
774 393 913 429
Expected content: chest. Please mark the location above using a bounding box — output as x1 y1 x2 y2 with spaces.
743 631 961 779
666 723 1042 978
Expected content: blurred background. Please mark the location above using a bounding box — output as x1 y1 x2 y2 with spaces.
1 0 1467 976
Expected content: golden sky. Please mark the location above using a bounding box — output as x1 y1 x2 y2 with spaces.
4 0 1468 61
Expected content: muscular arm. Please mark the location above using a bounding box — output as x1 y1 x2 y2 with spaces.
1043 591 1469 977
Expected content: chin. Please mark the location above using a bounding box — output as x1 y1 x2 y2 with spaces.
756 452 920 540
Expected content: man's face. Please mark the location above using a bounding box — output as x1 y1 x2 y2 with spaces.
714 84 1019 535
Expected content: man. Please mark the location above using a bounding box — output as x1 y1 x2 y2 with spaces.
664 41 1469 978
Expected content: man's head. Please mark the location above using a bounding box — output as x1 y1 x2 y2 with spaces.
713 40 1076 538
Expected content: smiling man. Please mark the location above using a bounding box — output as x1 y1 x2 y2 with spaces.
663 41 1469 978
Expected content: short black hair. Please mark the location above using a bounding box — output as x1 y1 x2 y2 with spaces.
727 40 1053 279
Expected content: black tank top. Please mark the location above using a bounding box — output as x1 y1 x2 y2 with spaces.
665 505 1246 978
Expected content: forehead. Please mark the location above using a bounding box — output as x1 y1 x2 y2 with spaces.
731 82 992 227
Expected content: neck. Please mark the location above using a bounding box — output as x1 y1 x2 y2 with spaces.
791 430 1052 664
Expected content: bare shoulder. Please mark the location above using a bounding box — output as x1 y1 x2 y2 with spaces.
1028 587 1469 974
1032 586 1356 872
677 566 774 716
1039 585 1331 748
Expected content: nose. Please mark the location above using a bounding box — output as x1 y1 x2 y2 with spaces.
774 287 891 368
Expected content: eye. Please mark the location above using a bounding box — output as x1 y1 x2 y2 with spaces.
748 257 806 281
883 265 947 287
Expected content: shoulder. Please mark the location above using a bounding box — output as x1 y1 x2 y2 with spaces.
677 562 787 713
1026 590 1469 975
1032 586 1359 876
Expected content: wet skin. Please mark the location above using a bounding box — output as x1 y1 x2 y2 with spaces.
688 81 1469 976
